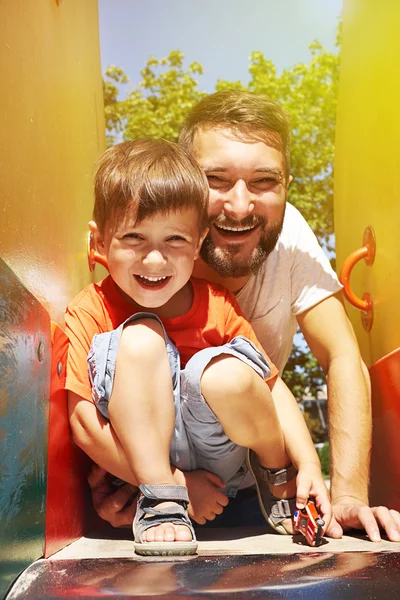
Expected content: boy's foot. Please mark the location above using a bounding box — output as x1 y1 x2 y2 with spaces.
141 502 194 542
247 450 297 534
133 484 198 556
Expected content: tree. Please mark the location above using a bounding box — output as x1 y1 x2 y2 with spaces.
102 40 340 408
103 51 206 145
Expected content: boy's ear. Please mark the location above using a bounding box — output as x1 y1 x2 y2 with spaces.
88 221 106 255
194 227 209 260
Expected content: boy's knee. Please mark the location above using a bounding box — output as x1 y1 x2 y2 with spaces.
119 318 166 362
201 356 257 399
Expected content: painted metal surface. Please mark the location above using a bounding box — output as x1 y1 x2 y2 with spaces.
0 259 50 599
334 0 400 366
6 552 400 599
334 0 400 517
44 324 91 558
369 348 400 512
0 0 105 325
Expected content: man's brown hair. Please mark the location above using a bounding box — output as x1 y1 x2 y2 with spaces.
179 89 291 177
94 139 209 234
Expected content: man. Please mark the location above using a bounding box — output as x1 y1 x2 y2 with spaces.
89 90 400 541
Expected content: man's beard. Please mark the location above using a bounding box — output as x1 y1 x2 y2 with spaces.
200 212 284 278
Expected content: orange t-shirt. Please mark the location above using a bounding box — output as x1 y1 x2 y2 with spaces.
65 276 278 402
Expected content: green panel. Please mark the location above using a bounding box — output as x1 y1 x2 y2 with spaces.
0 259 50 599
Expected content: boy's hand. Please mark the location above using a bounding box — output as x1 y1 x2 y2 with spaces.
183 470 229 524
295 462 332 533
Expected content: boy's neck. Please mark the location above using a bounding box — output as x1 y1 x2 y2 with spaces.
115 279 194 320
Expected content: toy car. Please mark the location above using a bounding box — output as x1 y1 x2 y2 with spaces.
294 499 325 547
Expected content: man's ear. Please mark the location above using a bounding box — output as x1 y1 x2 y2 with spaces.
88 221 106 255
194 227 209 260
287 174 293 189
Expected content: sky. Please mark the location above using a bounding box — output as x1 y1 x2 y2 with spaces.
98 0 342 95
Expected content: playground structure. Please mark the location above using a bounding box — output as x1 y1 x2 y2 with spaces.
1 1 400 598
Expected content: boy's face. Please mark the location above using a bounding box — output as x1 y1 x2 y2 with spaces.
91 207 207 309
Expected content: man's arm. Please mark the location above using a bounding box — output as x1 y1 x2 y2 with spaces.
297 292 400 541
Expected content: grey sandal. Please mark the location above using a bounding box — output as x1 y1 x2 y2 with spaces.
247 449 297 534
133 484 198 556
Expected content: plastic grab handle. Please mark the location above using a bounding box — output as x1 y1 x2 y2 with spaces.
339 227 375 331
87 231 109 272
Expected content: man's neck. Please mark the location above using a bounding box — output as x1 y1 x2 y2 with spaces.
193 258 250 295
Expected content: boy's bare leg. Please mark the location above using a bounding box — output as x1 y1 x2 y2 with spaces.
200 356 295 527
108 319 191 543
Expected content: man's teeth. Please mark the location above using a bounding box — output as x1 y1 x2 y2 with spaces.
216 224 256 232
138 275 168 282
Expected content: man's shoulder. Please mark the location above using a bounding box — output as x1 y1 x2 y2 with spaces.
280 203 310 243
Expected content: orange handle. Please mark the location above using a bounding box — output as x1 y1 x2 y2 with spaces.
87 231 109 272
339 227 375 331
340 247 370 310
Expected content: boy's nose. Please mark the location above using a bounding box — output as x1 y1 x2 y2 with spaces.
142 249 167 266
223 180 254 221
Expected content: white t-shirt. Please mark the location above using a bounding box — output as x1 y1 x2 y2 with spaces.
236 203 342 374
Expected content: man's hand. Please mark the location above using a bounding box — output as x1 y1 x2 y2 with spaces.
183 470 229 524
88 464 138 528
325 499 400 542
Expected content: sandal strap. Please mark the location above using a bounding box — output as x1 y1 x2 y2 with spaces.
139 484 189 503
256 463 297 486
133 484 196 544
269 497 297 524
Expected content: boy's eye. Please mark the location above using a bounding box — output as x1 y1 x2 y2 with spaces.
123 233 142 240
167 235 187 242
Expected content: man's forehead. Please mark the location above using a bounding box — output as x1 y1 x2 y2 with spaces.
192 126 285 172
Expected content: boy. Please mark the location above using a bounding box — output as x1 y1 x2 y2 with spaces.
65 139 331 556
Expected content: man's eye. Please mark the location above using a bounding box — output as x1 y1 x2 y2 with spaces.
253 178 280 188
207 175 228 188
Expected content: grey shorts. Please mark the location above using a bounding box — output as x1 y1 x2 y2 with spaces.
88 312 272 498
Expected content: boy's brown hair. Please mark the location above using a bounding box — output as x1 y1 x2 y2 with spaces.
179 89 291 177
94 139 209 234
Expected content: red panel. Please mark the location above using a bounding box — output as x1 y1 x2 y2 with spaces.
44 323 91 557
369 347 400 510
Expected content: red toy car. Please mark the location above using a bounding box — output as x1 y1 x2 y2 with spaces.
294 499 325 547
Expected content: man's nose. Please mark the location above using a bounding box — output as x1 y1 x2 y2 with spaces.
223 180 254 221
142 248 167 266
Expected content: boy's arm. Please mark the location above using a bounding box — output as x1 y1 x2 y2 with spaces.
69 391 229 525
68 391 138 484
270 377 332 525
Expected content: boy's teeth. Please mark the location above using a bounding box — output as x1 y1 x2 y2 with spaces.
139 275 168 282
217 225 255 232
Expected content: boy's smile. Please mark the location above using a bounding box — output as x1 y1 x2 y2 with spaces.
91 207 207 317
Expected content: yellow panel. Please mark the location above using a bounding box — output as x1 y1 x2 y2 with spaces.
0 0 105 324
334 0 400 366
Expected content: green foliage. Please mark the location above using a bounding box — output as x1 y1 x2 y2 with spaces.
104 51 206 146
282 341 325 401
317 441 330 478
302 412 326 445
103 66 129 146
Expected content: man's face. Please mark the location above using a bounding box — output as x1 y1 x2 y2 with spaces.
192 127 291 278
